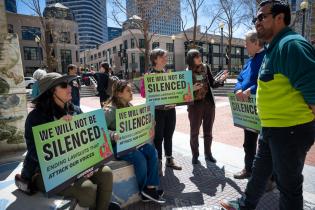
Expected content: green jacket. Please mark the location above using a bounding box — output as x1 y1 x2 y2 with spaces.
256 27 315 127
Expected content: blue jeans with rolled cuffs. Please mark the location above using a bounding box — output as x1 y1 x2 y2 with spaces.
243 121 315 210
119 143 160 191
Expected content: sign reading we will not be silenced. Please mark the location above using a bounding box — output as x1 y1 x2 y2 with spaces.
33 109 113 196
228 93 261 132
116 103 155 157
144 71 194 107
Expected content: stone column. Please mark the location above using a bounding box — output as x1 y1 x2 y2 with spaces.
0 0 27 155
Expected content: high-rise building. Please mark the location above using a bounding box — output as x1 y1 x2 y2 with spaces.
126 0 181 35
46 0 108 51
108 27 122 41
5 0 17 13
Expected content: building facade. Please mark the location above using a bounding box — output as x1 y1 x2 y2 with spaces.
126 0 181 35
5 0 16 13
80 29 247 78
46 0 108 51
108 27 122 41
6 4 80 76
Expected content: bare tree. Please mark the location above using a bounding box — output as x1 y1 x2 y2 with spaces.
110 0 178 71
241 0 257 29
181 0 221 48
21 0 62 72
216 0 248 71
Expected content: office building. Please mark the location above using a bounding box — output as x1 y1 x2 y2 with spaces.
5 0 17 13
46 0 108 51
108 27 122 41
126 0 181 35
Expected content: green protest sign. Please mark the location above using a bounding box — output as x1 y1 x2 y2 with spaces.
144 71 194 106
228 93 261 132
33 109 113 195
116 103 155 157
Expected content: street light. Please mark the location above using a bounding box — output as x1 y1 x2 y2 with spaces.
210 38 215 68
219 22 225 71
300 0 309 37
35 35 41 68
171 34 176 71
236 49 240 72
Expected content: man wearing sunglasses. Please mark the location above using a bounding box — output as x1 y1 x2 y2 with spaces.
220 1 315 210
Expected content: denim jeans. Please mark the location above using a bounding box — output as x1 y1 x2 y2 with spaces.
120 144 160 191
243 121 315 210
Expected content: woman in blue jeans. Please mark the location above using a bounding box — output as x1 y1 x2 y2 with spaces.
104 80 165 204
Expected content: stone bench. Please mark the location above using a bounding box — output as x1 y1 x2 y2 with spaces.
0 160 140 210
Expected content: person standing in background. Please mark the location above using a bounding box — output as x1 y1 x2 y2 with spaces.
67 64 81 107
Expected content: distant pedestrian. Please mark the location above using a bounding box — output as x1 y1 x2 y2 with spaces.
93 62 109 107
31 68 47 99
67 64 81 106
186 49 228 165
221 1 315 210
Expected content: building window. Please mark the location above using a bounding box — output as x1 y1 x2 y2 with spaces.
61 49 72 73
131 38 135 48
8 24 14 33
74 33 78 45
152 42 160 49
113 46 117 53
102 50 106 57
59 32 71 43
124 40 128 49
98 52 101 58
94 54 97 60
76 51 79 62
23 47 42 60
21 26 41 41
212 45 220 53
167 54 174 65
90 55 93 61
166 43 174 52
139 39 145 48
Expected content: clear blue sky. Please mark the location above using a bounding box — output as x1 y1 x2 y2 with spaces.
16 0 246 38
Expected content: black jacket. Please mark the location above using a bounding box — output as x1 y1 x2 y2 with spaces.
21 103 82 181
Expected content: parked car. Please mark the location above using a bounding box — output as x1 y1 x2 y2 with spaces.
24 77 36 89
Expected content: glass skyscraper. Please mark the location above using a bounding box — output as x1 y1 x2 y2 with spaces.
5 0 17 13
46 0 108 51
126 0 181 35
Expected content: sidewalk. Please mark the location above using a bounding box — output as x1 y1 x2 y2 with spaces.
79 95 315 210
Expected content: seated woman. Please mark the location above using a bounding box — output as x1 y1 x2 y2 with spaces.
15 73 120 210
104 80 165 204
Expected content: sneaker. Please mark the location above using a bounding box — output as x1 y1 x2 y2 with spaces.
141 189 164 202
157 189 164 197
141 188 166 204
14 174 34 195
205 154 217 163
220 199 250 210
165 157 182 170
233 169 251 179
192 156 200 164
108 201 121 210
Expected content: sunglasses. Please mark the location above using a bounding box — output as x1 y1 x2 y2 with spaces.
252 12 273 24
58 82 69 89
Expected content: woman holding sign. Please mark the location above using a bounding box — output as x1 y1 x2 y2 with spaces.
186 49 228 164
149 48 182 176
104 80 165 204
15 73 120 210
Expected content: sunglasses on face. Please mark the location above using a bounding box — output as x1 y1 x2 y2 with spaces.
58 82 69 89
252 12 273 24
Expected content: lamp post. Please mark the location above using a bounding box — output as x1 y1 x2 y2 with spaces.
35 35 41 68
210 38 215 69
219 22 225 71
171 34 176 71
300 0 309 37
236 49 240 72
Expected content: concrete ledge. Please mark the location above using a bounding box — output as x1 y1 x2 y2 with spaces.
0 160 140 209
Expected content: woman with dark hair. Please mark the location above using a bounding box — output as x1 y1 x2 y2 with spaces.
149 48 182 176
186 49 228 164
104 80 165 204
15 73 120 210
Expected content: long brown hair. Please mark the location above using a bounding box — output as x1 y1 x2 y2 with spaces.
104 80 130 108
